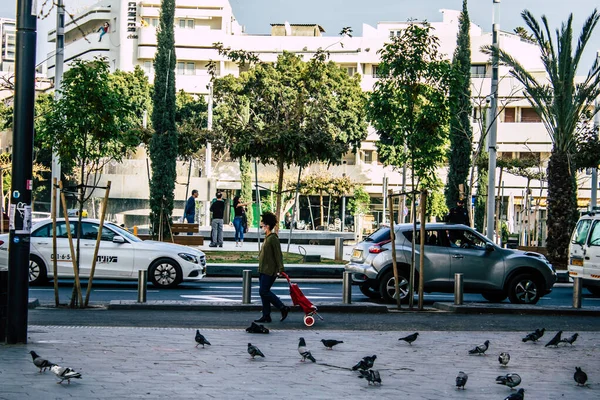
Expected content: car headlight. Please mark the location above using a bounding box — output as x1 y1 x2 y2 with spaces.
178 253 198 264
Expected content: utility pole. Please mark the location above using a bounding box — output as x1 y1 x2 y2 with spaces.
591 50 600 210
486 0 500 241
51 0 64 218
205 82 213 227
7 0 36 344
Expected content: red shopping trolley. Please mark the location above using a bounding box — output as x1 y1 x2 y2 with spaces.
280 272 323 327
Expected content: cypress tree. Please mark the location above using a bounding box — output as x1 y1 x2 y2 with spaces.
239 156 254 228
445 0 473 209
149 0 177 237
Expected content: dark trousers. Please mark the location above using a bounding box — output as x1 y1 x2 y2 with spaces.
185 214 194 235
258 273 284 317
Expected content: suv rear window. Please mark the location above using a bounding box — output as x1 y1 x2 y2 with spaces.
364 227 390 242
572 219 593 245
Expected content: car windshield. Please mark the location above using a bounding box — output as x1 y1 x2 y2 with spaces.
572 219 592 246
106 223 142 243
364 227 390 242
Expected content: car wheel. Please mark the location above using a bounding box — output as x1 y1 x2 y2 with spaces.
507 273 541 304
481 292 507 303
379 270 410 303
29 255 48 286
149 258 182 288
359 282 382 299
587 286 600 297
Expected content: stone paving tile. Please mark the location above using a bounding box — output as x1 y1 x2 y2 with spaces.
0 326 599 399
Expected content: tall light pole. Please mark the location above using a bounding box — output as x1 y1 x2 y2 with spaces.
591 50 600 210
51 0 65 218
7 0 36 344
205 82 213 227
486 0 500 241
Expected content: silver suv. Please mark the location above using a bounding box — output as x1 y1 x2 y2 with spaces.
345 223 556 304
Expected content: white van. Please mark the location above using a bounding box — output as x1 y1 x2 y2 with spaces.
568 212 600 296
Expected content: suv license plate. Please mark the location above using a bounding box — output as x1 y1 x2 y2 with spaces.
352 249 362 258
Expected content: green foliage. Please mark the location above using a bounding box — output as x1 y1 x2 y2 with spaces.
421 175 448 220
445 0 473 208
211 51 367 220
175 90 208 159
239 156 253 227
474 151 488 233
348 185 371 216
299 173 354 197
149 0 178 238
368 23 452 189
485 9 600 264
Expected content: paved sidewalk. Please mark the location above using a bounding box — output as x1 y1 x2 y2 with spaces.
1 326 598 399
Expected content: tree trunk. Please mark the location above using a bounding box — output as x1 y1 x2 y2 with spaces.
546 148 578 266
274 156 285 232
319 191 324 227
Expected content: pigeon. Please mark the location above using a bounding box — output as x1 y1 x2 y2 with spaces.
561 333 579 346
498 352 510 367
50 365 82 384
574 367 588 386
455 371 468 389
496 373 522 389
352 355 377 371
321 339 344 350
504 388 525 400
468 340 490 355
195 330 211 348
545 330 563 347
522 328 545 343
398 332 419 345
298 337 316 362
29 351 55 373
358 369 382 386
247 343 265 359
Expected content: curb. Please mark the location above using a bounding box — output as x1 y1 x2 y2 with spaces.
207 264 345 279
107 300 388 313
432 301 600 316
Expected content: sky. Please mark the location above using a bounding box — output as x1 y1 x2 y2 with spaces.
2 0 599 70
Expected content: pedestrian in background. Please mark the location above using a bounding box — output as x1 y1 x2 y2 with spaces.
255 212 290 323
209 192 225 247
98 22 109 42
447 198 470 226
233 195 249 247
183 189 198 235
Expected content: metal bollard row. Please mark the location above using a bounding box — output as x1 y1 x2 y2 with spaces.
137 270 147 303
242 269 252 304
454 273 463 305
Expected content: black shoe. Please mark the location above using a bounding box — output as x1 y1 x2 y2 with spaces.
280 306 290 322
208 244 217 247
254 315 272 323
218 244 223 247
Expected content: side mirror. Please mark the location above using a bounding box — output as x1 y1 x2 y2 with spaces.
113 235 125 244
485 243 495 252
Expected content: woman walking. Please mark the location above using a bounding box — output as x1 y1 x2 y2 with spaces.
255 212 290 323
232 195 248 247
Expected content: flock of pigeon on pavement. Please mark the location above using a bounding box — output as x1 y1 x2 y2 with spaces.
28 327 590 397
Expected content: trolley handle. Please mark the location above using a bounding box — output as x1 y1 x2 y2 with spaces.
279 271 291 283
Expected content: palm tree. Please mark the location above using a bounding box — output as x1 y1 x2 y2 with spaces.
490 10 600 264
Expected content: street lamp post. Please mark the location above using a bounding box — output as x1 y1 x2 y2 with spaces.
486 0 501 241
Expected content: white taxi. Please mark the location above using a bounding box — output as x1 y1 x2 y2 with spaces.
0 219 206 288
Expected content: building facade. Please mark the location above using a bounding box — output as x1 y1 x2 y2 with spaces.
42 0 599 241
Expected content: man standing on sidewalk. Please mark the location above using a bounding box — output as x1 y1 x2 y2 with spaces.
209 192 225 247
183 190 198 235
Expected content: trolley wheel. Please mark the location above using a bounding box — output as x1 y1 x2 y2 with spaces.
303 315 315 327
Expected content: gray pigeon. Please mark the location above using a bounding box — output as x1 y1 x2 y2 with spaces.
522 328 545 343
195 330 211 348
545 331 562 347
455 371 468 389
321 339 344 350
574 367 588 386
29 351 55 373
561 333 579 346
358 369 381 386
50 365 82 384
398 332 419 345
468 340 490 355
298 337 316 362
247 343 265 359
498 352 510 367
352 359 369 371
496 373 522 389
504 388 525 400
352 355 377 371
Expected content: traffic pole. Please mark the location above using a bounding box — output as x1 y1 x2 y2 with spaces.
7 0 37 344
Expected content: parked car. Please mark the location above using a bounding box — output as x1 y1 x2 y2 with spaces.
568 211 600 296
0 218 206 288
345 223 556 304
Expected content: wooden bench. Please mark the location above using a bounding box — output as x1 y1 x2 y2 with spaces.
136 223 204 246
171 223 200 236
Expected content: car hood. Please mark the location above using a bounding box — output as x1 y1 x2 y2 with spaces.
137 240 205 256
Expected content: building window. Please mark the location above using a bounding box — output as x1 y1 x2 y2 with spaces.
151 18 159 28
521 108 542 123
518 151 541 163
177 61 195 75
143 60 153 74
372 65 380 78
364 150 373 163
470 64 487 78
346 66 356 76
472 107 482 121
389 30 401 38
179 19 194 29
504 107 516 123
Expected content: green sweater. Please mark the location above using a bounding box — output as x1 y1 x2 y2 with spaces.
258 233 284 276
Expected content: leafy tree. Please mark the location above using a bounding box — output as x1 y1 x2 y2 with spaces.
149 0 177 238
348 185 371 216
239 156 254 227
488 10 600 264
445 0 473 210
210 51 367 223
175 90 208 159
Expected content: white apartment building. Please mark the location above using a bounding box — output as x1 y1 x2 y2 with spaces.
42 0 599 238
0 18 16 73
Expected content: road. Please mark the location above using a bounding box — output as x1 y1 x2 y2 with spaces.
28 278 598 307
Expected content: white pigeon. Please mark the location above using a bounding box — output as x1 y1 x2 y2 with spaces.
498 352 510 367
50 365 82 384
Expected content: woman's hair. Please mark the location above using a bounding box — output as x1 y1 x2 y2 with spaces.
261 212 277 230
233 195 240 207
